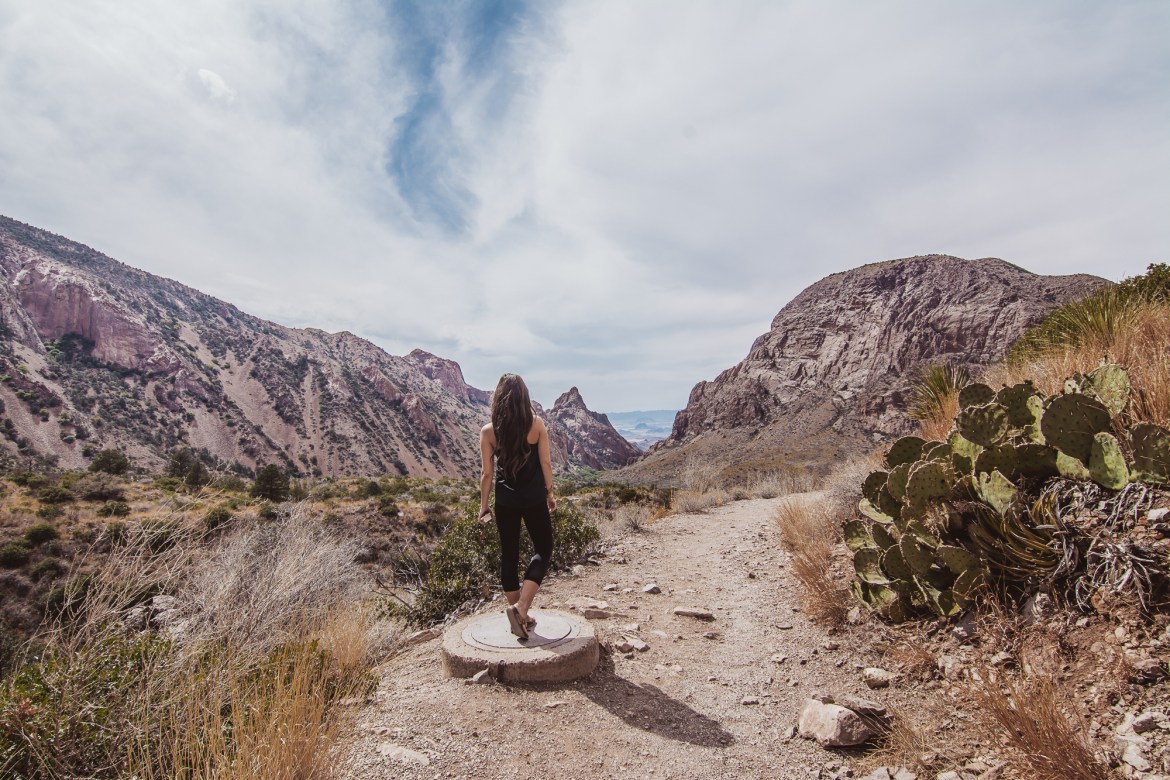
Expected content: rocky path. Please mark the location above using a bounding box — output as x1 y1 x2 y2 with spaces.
338 496 904 779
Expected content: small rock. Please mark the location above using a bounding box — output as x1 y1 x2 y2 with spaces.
935 773 962 780
405 627 440 646
377 743 431 765
778 623 795 630
937 655 963 680
545 701 568 709
1076 617 1091 628
703 631 720 640
782 724 796 740
603 583 618 591
823 641 841 651
741 696 760 705
846 606 863 624
798 699 879 747
1148 507 1169 522
1131 712 1158 734
673 607 716 621
467 669 494 685
613 640 634 653
583 608 611 620
863 667 896 689
643 583 662 594
989 651 1014 668
1129 658 1167 684
1120 740 1151 772
838 695 888 720
771 654 788 664
630 638 650 652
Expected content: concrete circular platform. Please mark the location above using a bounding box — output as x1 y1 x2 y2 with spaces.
440 608 599 683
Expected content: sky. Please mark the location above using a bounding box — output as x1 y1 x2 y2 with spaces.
0 1 1167 412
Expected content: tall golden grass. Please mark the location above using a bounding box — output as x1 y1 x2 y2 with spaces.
2 506 387 780
773 495 850 627
988 300 1170 426
972 677 1108 780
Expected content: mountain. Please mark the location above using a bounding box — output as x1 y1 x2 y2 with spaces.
623 255 1108 483
605 410 677 451
545 388 642 470
0 215 635 477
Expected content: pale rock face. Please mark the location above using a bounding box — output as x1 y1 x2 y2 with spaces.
632 255 1106 479
547 387 641 470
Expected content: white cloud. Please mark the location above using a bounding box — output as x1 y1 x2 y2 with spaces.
0 0 1166 412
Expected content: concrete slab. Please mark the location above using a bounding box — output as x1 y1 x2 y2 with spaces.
440 608 599 683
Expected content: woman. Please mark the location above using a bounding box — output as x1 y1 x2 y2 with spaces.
478 373 557 640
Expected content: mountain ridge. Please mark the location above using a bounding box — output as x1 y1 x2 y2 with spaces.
0 215 635 477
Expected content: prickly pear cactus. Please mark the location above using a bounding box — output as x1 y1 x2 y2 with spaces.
957 402 1009 448
1086 364 1130 417
1041 393 1111 464
884 436 926 469
904 461 953 505
959 383 996 409
1089 432 1129 490
1131 423 1170 485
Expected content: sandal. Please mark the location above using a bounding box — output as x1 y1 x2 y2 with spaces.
505 605 529 640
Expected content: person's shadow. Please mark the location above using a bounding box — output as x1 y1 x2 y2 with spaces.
572 650 735 747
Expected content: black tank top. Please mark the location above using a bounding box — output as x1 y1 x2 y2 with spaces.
495 442 544 507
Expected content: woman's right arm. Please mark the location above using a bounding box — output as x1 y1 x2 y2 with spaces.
478 425 494 522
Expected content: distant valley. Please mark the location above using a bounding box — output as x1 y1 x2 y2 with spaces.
605 409 677 450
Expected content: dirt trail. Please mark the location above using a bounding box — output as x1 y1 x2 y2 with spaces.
339 496 898 779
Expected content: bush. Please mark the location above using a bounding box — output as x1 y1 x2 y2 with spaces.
89 449 130 475
97 501 130 517
204 506 232 532
74 472 125 501
395 501 600 626
28 557 66 582
36 485 73 505
252 465 290 502
23 523 59 546
35 504 63 520
0 542 32 568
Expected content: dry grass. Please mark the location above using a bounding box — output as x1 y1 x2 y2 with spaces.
681 454 724 493
915 390 959 441
861 710 938 776
671 488 732 514
773 496 850 627
4 505 388 780
972 676 1108 780
820 449 885 516
988 300 1170 426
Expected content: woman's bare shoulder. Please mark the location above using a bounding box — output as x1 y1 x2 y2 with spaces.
480 423 495 439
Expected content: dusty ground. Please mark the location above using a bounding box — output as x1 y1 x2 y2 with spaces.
337 496 942 779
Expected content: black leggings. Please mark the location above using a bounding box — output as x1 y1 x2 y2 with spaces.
494 501 554 592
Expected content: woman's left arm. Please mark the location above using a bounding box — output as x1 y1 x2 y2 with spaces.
537 417 556 512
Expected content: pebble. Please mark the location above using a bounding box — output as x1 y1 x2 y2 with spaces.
741 696 760 705
643 583 662 594
673 607 716 621
603 583 618 591
863 667 896 689
583 608 611 620
377 743 431 766
771 655 788 664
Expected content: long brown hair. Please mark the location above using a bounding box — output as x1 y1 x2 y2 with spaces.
491 373 534 480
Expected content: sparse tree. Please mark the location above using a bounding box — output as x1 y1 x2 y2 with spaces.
89 449 129 475
251 464 289 502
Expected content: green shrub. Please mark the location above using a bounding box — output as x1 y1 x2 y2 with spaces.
28 557 65 582
97 501 130 517
393 501 599 626
35 504 63 520
36 485 73 505
0 542 32 568
8 472 47 489
139 518 182 554
88 448 130 475
204 506 232 532
251 465 289 502
378 497 400 518
102 521 127 545
74 473 125 501
22 523 59 546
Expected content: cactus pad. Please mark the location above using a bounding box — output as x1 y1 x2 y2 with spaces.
937 544 978 575
853 548 889 584
886 463 912 501
1086 364 1130 416
995 381 1041 427
899 533 934 576
975 446 1018 478
957 402 1009 448
914 575 960 617
975 470 1017 515
1041 393 1111 463
1131 423 1170 486
862 471 889 504
844 520 875 551
904 461 952 505
949 432 983 474
952 568 986 603
923 441 953 462
881 544 913 581
872 522 898 551
1089 432 1130 490
877 486 902 520
859 498 894 524
903 520 941 549
884 436 926 469
1015 444 1059 479
1056 451 1092 480
959 382 996 409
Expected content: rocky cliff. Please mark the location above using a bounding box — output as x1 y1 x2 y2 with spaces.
546 387 642 471
625 255 1107 483
0 215 635 477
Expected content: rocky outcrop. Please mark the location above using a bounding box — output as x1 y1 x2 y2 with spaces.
546 387 642 471
0 215 629 477
626 255 1107 482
